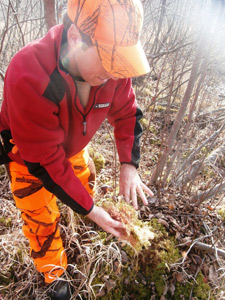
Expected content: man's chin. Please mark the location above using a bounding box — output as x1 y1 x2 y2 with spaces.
89 79 108 86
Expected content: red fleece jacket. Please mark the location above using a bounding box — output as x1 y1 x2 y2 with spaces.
0 25 143 215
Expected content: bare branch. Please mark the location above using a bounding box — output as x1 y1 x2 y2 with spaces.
149 42 194 59
8 0 25 47
0 70 5 81
176 122 225 181
192 181 225 202
0 2 10 56
194 241 225 258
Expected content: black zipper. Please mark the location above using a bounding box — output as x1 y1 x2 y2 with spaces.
74 82 103 136
82 116 87 136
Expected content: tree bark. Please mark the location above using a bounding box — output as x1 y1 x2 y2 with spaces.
43 0 56 30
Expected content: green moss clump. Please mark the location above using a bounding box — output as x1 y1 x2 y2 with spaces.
140 118 158 134
159 237 180 264
155 105 167 112
94 231 114 246
200 146 208 156
89 147 105 172
153 105 178 113
0 217 12 227
97 231 108 241
149 125 158 135
149 138 161 146
174 271 212 300
202 166 215 178
90 218 182 299
140 118 149 129
92 260 150 300
0 165 6 175
194 272 211 298
14 248 23 263
86 216 212 300
182 150 191 159
139 219 181 297
142 262 166 297
218 207 225 222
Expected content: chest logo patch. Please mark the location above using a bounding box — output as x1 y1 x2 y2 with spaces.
94 103 110 109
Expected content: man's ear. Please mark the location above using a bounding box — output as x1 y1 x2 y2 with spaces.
67 24 82 47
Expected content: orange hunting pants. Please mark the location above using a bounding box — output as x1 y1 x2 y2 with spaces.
8 148 96 284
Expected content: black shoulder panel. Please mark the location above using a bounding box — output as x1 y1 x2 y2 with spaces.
131 107 143 168
43 68 66 105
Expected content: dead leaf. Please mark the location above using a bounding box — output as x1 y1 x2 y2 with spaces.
100 184 112 194
95 288 106 297
203 276 208 283
176 272 184 283
158 218 170 228
208 265 217 281
105 279 116 293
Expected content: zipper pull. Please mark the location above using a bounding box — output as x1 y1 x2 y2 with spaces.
83 117 87 136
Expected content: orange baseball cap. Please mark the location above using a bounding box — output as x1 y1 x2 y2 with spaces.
67 0 150 78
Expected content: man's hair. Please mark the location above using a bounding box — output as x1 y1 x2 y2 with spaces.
63 13 93 48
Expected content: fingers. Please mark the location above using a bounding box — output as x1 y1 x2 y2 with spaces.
122 187 131 206
103 218 124 238
141 182 154 197
119 167 154 209
137 184 148 206
87 205 125 238
120 182 153 208
109 229 120 238
107 226 123 238
111 219 124 229
131 186 138 210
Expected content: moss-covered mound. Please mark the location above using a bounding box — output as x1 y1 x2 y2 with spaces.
90 201 212 299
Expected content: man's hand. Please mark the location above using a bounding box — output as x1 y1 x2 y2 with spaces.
87 205 124 238
119 164 154 210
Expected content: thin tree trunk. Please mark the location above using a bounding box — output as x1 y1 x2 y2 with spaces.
150 46 203 184
43 0 56 30
162 59 208 186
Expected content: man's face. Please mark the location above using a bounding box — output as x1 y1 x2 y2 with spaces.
68 41 117 86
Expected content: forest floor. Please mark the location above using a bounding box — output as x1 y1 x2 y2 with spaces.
0 80 225 300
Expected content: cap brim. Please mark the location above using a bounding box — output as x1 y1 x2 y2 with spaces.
94 40 150 78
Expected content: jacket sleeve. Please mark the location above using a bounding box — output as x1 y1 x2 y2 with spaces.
107 78 143 168
4 60 93 215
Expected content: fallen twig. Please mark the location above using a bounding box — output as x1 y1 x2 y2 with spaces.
193 241 225 258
